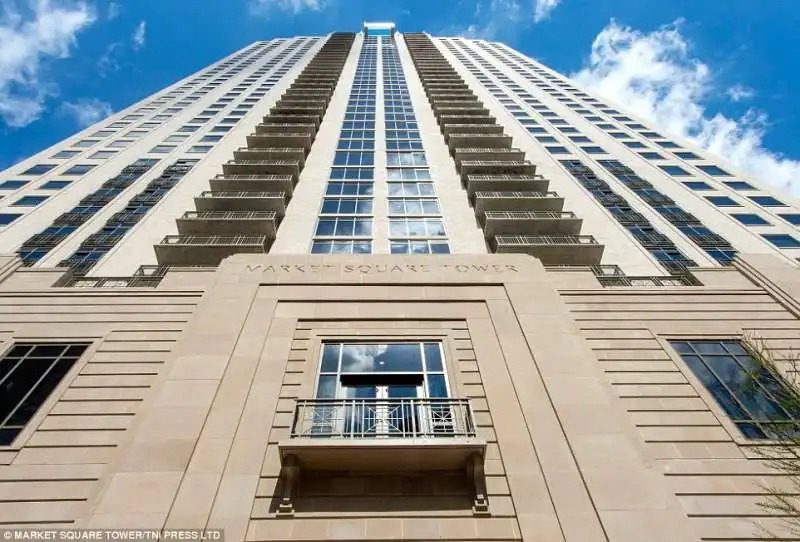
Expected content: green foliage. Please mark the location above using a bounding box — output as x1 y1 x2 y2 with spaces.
741 333 800 538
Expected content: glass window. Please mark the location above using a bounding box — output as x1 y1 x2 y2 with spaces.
683 181 712 190
659 164 691 176
310 240 372 254
0 214 22 225
0 342 90 445
200 135 223 142
89 151 118 159
778 214 800 226
21 164 56 176
623 141 646 149
670 340 800 439
72 139 99 148
13 195 48 206
40 180 72 190
749 196 785 207
150 145 176 154
762 234 800 248
674 151 700 160
706 196 740 207
581 146 607 154
187 145 212 154
0 180 28 190
639 151 665 160
52 150 80 159
720 181 754 191
569 136 591 143
91 130 114 138
164 135 189 143
731 214 770 226
316 342 449 399
390 240 450 254
388 198 440 215
108 140 133 148
62 164 95 175
321 198 373 215
545 146 570 155
389 218 446 237
536 136 557 143
656 141 681 149
315 217 372 237
698 165 731 176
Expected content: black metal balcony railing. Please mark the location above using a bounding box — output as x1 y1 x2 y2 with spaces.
290 398 476 439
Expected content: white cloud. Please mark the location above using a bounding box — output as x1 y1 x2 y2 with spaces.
726 84 754 102
248 0 323 17
59 98 112 127
572 20 800 196
0 0 96 127
534 0 561 22
444 0 523 40
97 41 121 76
132 20 145 51
107 1 120 20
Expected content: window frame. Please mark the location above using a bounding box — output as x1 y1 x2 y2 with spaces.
307 335 461 410
661 336 800 444
0 340 97 449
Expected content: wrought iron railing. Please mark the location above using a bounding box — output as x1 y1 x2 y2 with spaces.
290 398 477 439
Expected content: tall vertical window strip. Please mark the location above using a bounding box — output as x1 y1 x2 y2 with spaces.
383 35 449 254
17 159 160 266
58 159 199 275
312 37 377 255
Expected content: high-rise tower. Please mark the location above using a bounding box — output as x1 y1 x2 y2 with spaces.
0 23 798 542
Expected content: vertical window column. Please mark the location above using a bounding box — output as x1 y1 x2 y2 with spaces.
311 36 378 254
383 35 450 254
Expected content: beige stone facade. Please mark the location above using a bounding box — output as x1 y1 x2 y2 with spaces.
0 252 798 541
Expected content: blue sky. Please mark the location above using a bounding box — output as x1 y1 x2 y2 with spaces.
2 0 800 193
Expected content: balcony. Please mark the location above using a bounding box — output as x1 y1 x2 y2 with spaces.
442 123 504 136
281 90 331 103
246 133 313 150
453 148 525 163
277 397 488 516
232 147 306 165
194 191 287 214
209 174 294 194
458 160 536 178
492 234 604 265
474 191 565 213
264 113 321 127
267 104 325 117
425 84 468 94
154 235 269 266
435 105 490 119
438 114 496 126
482 211 583 236
176 211 278 236
464 174 549 194
221 159 300 179
446 133 512 150
430 93 476 102
255 122 317 137
285 393 480 465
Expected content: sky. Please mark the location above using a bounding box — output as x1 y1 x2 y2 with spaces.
1 0 800 194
